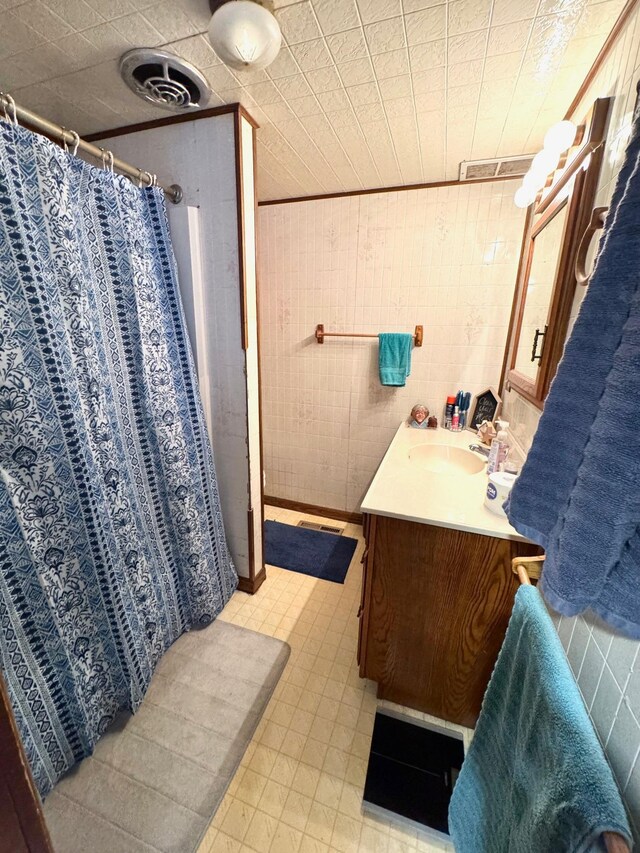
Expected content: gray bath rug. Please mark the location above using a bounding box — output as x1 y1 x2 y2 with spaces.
43 620 290 853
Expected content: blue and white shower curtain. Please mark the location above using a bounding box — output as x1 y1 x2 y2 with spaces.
0 120 237 797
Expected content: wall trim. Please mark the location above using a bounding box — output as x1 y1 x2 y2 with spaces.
258 174 520 207
84 102 259 143
564 0 639 120
237 566 266 595
265 495 363 525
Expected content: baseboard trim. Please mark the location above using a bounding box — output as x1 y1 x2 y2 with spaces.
237 567 266 595
264 495 363 525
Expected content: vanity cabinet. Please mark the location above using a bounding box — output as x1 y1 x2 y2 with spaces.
358 513 541 728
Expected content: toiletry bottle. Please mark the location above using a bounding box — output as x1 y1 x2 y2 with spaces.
452 406 460 431
487 420 510 475
445 396 455 429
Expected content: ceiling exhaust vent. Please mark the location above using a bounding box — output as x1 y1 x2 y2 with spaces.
459 154 535 181
120 48 211 113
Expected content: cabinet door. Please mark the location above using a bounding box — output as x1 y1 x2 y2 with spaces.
361 515 539 727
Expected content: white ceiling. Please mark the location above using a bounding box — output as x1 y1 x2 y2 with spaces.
0 0 626 200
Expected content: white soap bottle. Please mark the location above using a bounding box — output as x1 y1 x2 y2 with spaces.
487 420 510 475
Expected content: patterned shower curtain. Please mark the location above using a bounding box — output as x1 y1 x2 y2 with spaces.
0 120 238 797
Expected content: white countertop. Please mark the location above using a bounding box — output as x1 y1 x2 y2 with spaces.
360 423 527 542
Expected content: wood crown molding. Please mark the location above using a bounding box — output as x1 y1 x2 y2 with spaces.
564 0 639 120
84 102 259 143
258 174 520 207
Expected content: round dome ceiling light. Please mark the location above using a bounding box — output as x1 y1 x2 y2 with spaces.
208 0 282 71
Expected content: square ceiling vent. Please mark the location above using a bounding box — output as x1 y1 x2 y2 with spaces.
459 154 535 181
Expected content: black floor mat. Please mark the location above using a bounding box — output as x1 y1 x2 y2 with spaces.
363 711 464 835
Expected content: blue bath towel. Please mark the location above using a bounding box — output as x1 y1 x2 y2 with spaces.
506 107 640 638
378 333 412 386
449 586 631 853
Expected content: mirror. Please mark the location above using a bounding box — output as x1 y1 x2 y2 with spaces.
513 202 569 381
502 97 611 408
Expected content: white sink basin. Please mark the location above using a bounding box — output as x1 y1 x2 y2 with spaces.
408 443 485 475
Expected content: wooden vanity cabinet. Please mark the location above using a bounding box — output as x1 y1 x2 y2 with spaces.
358 513 541 728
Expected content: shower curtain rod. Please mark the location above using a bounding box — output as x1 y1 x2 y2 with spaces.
0 93 183 204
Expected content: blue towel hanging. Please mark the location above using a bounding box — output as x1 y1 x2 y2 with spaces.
378 333 413 386
506 105 640 638
449 585 632 852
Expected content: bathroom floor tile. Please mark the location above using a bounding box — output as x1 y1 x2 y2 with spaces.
201 505 470 853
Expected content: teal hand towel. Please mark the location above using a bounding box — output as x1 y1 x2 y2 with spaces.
378 333 412 386
449 586 631 853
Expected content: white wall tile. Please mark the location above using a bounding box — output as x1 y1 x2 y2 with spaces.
258 179 525 513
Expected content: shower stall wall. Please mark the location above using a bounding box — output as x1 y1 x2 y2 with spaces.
90 105 265 594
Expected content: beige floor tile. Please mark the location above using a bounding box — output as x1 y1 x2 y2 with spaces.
198 505 464 853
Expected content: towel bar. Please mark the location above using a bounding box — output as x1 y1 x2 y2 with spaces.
315 324 423 347
511 556 631 853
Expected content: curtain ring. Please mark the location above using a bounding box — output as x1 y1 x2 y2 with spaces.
150 173 157 187
137 168 144 188
1 93 17 126
138 169 152 188
61 126 68 152
100 147 114 173
67 130 80 156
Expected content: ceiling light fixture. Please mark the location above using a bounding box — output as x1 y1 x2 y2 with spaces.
208 0 281 71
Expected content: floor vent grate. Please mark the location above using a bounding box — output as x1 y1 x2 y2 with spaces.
298 521 343 535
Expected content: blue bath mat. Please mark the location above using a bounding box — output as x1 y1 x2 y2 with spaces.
264 521 358 583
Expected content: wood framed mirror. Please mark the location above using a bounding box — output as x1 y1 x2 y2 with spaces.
502 97 612 408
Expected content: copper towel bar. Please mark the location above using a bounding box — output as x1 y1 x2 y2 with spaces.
315 323 423 347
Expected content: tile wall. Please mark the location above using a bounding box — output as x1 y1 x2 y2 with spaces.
502 4 640 840
259 179 524 512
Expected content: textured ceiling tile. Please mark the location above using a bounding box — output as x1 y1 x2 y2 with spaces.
325 28 368 62
487 19 533 56
346 81 380 105
305 64 342 92
364 17 406 54
408 40 446 72
143 1 202 42
448 0 492 35
384 96 415 117
312 0 360 34
12 1 72 39
356 0 402 25
378 74 412 99
264 46 298 79
337 57 376 86
288 94 323 116
483 51 523 80
491 0 539 26
203 63 240 93
244 79 283 105
447 59 483 86
405 7 447 46
414 89 445 112
275 2 322 45
316 87 351 111
276 73 313 99
353 98 386 122
371 48 410 78
110 12 165 48
0 0 626 199
291 38 334 71
42 0 103 31
411 65 446 92
447 29 488 63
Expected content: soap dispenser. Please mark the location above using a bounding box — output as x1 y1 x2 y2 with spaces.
487 420 510 475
